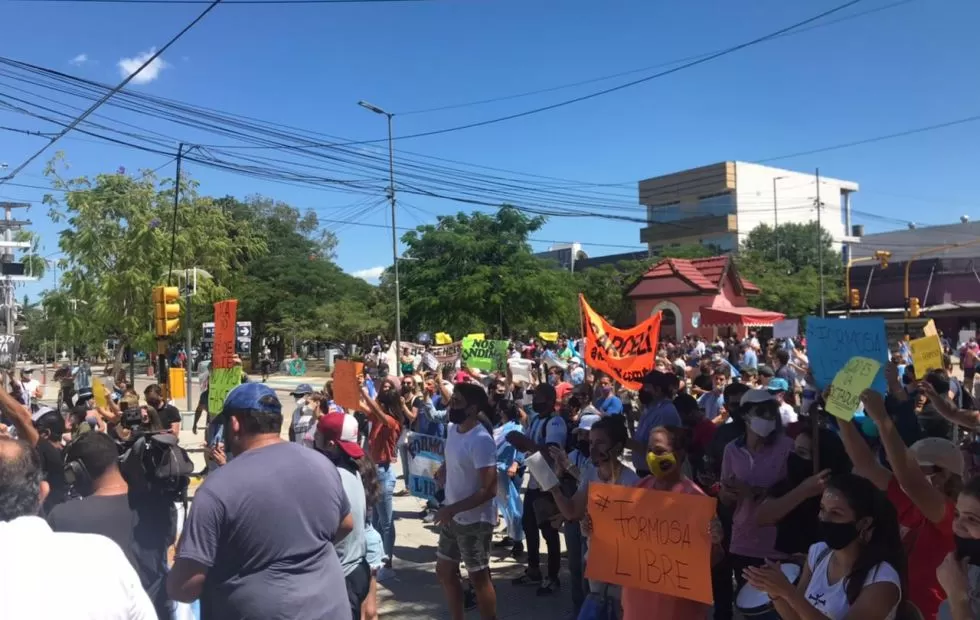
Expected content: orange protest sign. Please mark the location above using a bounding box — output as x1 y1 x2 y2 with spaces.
585 482 716 604
579 294 662 389
332 360 363 411
213 300 238 369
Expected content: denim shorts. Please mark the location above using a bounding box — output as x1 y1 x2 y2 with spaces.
436 520 493 572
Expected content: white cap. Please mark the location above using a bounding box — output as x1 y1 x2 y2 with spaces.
578 414 601 431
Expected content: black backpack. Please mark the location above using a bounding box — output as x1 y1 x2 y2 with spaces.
120 432 194 503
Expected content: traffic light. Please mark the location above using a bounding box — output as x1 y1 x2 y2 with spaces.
849 289 861 308
874 250 891 269
909 297 921 318
153 286 181 337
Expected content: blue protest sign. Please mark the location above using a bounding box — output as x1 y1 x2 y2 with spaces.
805 317 889 393
405 432 444 501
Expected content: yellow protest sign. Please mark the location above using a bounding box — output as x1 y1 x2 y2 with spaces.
825 356 881 421
465 333 485 341
435 332 453 345
92 379 108 408
910 335 943 377
169 368 186 400
538 331 559 342
923 319 938 338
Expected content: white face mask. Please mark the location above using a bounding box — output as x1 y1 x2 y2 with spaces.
748 415 776 438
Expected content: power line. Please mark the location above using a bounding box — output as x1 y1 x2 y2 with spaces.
0 0 223 186
14 0 428 3
324 0 870 145
400 0 917 116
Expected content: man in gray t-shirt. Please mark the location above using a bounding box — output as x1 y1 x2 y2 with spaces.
168 383 353 620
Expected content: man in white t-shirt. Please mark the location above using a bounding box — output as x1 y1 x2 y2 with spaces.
767 378 798 425
19 368 42 407
0 436 156 619
434 382 498 620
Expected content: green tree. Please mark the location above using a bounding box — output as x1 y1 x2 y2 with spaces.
737 222 843 316
388 206 578 339
222 196 377 360
41 155 260 370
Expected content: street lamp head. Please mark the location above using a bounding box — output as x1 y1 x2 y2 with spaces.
358 100 388 116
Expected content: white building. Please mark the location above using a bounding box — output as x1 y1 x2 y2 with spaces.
638 161 860 254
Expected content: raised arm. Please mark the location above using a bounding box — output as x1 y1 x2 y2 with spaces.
0 384 38 445
919 380 980 430
861 389 949 523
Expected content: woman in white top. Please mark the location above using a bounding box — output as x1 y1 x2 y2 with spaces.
744 472 906 619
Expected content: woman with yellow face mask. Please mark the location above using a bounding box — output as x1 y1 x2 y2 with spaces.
620 426 724 620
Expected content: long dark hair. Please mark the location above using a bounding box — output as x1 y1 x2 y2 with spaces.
329 449 382 507
826 473 907 606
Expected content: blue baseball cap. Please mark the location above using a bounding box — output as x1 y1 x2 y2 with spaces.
224 383 282 415
766 378 790 393
290 383 314 397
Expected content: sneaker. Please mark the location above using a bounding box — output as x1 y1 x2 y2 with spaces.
463 587 477 610
511 570 542 586
493 536 514 548
376 567 397 583
422 511 436 524
536 577 560 596
510 541 525 559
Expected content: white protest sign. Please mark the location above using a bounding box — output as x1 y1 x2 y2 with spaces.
773 319 799 340
525 452 559 491
508 358 533 384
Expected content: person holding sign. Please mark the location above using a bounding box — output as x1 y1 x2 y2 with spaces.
839 389 963 619
620 425 723 620
742 473 905 619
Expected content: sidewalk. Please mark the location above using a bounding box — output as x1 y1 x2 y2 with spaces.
377 486 574 620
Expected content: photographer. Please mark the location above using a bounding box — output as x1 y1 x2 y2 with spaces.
48 431 175 620
144 384 182 437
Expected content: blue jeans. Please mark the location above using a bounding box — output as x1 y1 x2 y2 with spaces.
372 464 397 563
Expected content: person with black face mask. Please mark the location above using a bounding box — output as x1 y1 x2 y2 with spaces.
757 427 852 556
505 382 566 596
937 475 980 620
744 473 906 620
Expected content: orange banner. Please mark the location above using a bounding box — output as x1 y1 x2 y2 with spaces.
332 360 364 411
579 294 661 389
585 482 716 604
213 300 238 369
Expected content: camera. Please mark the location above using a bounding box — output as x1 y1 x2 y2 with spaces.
120 406 144 431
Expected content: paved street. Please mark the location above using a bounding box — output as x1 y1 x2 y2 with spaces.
35 369 574 620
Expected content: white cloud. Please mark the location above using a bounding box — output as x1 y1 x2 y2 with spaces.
69 53 88 66
117 48 168 85
351 266 385 282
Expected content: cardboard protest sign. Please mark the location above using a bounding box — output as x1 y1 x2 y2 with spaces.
508 358 533 384
207 367 241 417
92 379 108 408
405 432 444 501
538 331 559 342
385 341 461 372
212 300 239 369
910 335 943 377
461 338 508 372
466 333 485 341
773 319 798 340
332 360 363 411
435 332 453 345
580 294 662 390
825 356 881 421
805 317 888 394
169 368 186 400
586 482 715 604
923 320 938 338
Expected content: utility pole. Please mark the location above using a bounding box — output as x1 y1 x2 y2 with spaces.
772 177 781 261
358 101 401 375
815 168 825 318
184 269 194 411
0 202 34 377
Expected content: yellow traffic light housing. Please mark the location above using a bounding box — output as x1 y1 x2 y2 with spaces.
849 289 861 308
909 297 921 318
874 250 891 269
153 285 181 337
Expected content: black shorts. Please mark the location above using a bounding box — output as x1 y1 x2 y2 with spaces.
198 390 209 407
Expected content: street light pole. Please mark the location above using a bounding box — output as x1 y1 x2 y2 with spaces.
358 100 401 374
772 176 787 262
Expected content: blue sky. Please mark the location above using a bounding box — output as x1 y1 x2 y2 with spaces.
1 0 978 299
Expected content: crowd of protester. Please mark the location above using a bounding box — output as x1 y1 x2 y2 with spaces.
3 330 980 620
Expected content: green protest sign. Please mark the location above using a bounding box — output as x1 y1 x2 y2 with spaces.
461 337 508 372
208 367 243 419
